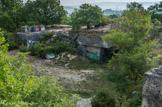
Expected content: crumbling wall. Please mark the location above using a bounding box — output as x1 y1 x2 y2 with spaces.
142 66 162 107
17 32 46 45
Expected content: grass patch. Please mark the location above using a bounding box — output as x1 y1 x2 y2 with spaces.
68 56 108 70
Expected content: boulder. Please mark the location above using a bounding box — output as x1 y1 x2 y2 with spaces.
142 66 162 107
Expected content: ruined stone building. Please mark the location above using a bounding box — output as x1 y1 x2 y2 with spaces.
73 25 113 61
17 24 114 61
17 25 71 46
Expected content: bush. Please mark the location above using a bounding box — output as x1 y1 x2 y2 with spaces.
29 41 77 58
92 89 116 107
19 44 28 52
24 77 80 107
41 33 53 43
3 32 18 50
66 46 77 54
29 43 44 56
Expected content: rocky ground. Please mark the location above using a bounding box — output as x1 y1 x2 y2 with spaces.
8 49 113 107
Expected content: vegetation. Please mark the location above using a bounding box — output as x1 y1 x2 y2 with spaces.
0 0 67 31
71 3 103 30
103 3 159 106
92 89 116 107
19 44 28 52
0 30 79 106
0 0 161 106
24 0 67 26
3 32 18 50
0 0 23 31
151 18 161 38
148 2 162 22
29 41 76 58
41 33 53 44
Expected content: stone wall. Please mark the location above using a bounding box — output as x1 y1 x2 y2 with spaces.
142 66 162 107
17 32 46 45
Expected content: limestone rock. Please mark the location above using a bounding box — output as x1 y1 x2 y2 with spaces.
142 66 162 107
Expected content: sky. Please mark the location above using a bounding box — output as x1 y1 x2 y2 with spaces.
60 0 161 6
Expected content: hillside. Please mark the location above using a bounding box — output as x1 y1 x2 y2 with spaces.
103 9 122 15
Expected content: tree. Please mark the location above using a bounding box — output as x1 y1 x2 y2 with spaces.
0 0 24 31
123 2 149 16
71 3 103 30
103 10 157 106
70 9 82 31
127 2 144 12
25 0 67 26
148 2 162 22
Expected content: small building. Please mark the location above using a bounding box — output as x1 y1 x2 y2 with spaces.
75 25 113 61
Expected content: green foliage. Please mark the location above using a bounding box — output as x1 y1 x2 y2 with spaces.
151 18 161 37
0 30 80 106
152 18 161 26
41 33 53 43
100 15 114 26
53 41 77 54
0 0 23 32
103 10 157 106
92 89 116 107
0 0 68 31
61 15 71 25
121 83 142 107
109 14 118 19
70 9 82 31
127 2 144 12
123 2 149 16
24 77 80 107
29 41 77 58
71 3 103 30
29 43 45 57
3 32 18 50
0 12 16 32
148 2 162 22
0 32 37 106
19 44 28 52
25 0 67 26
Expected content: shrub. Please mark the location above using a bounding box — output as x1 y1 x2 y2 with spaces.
53 41 77 54
41 33 53 43
24 77 80 107
3 32 18 50
66 46 77 54
29 43 44 56
29 41 77 58
19 44 28 52
37 46 53 58
92 89 116 107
